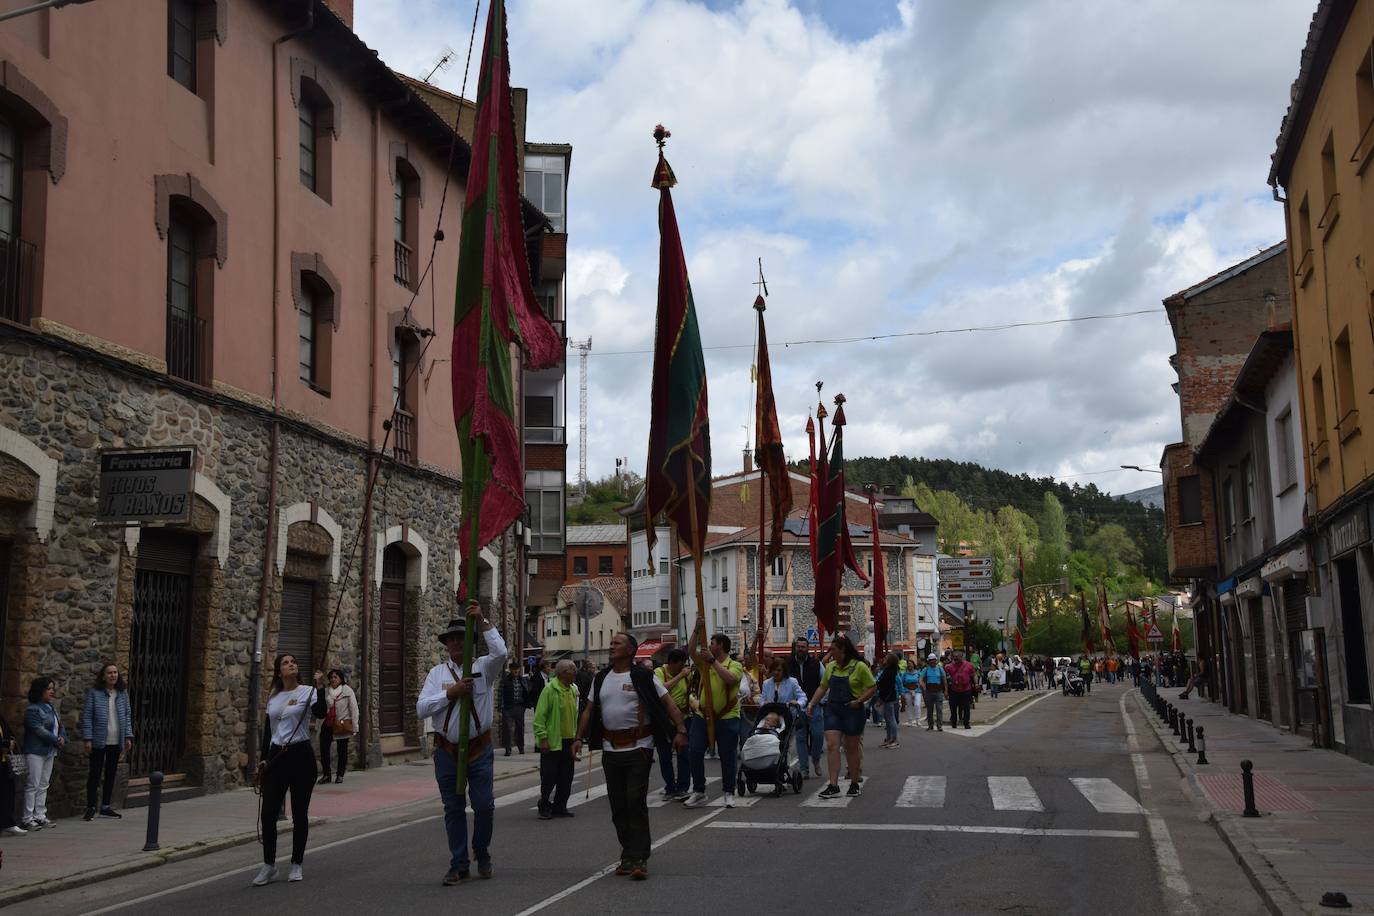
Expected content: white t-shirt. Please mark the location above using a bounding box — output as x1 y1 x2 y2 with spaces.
598 670 668 751
105 692 119 746
266 686 318 747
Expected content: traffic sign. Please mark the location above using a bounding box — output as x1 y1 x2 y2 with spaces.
949 629 965 650
938 588 994 602
937 556 992 570
806 627 818 645
1143 622 1164 642
939 567 992 582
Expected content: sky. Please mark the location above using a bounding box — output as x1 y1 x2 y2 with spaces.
357 0 1315 498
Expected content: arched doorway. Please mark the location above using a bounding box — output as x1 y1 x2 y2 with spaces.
379 544 408 734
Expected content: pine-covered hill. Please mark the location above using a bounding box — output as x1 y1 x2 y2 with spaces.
795 455 1167 584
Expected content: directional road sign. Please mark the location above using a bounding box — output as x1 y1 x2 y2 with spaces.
937 556 993 570
938 588 994 602
939 567 992 582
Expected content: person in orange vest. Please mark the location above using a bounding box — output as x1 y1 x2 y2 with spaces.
1106 656 1119 684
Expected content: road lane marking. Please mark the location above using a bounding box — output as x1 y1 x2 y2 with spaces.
896 775 946 808
510 809 724 916
1121 690 1196 915
709 822 1139 839
988 776 1044 811
1069 777 1147 814
945 689 1058 737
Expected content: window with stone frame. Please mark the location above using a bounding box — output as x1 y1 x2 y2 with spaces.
166 0 221 102
393 157 420 288
297 271 334 393
165 198 216 385
0 71 67 325
295 71 337 202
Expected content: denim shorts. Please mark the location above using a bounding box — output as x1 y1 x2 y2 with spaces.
823 704 865 737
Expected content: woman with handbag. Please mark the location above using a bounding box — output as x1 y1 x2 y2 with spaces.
0 712 24 835
319 669 357 785
254 654 326 886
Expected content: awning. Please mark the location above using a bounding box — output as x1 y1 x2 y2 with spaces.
1261 548 1308 581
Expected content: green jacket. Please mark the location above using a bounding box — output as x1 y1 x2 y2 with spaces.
533 679 579 745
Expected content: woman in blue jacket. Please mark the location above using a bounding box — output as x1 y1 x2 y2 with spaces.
22 675 66 830
81 662 134 820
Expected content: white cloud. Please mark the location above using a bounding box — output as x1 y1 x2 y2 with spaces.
358 0 1313 499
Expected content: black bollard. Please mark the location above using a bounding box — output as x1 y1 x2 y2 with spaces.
1186 718 1196 753
1241 760 1259 817
143 771 164 852
1196 726 1208 765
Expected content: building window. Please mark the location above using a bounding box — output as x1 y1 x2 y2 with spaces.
1275 408 1297 492
1221 477 1235 537
525 155 564 231
1312 367 1330 463
526 469 565 554
298 286 316 383
659 598 670 625
1238 458 1254 523
391 327 420 464
1321 132 1338 215
165 201 213 385
0 119 17 242
573 555 587 576
771 605 786 629
0 115 37 326
771 554 785 577
296 272 334 392
1336 555 1370 705
1177 475 1202 525
1359 44 1374 131
535 280 560 320
299 97 317 191
168 0 197 92
598 555 613 575
524 395 556 427
295 75 336 202
1334 328 1358 437
393 158 419 288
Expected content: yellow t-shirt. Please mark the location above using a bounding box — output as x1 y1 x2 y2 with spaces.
654 666 690 713
700 658 745 720
820 660 877 696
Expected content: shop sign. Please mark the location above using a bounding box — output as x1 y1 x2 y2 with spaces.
1327 508 1369 559
96 447 195 525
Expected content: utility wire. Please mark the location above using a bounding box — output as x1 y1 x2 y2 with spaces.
585 308 1166 357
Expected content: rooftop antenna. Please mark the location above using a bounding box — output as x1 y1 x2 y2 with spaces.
424 45 456 84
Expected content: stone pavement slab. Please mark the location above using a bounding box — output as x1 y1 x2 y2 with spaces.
1138 688 1374 915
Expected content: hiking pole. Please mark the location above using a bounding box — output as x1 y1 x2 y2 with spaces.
585 740 594 798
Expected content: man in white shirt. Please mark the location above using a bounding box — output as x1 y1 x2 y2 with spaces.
416 607 507 886
573 632 688 881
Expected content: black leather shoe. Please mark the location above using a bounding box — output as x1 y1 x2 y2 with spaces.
442 868 469 886
478 860 493 879
98 807 123 819
83 808 95 821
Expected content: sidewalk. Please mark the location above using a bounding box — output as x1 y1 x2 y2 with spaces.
0 744 541 907
1136 689 1374 915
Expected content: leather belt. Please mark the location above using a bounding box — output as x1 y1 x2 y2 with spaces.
603 724 653 749
435 729 491 762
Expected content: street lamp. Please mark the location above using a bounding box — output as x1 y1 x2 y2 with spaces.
1120 465 1163 474
0 0 97 24
997 616 1006 654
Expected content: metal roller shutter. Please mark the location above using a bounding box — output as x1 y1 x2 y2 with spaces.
280 578 316 669
1283 579 1309 632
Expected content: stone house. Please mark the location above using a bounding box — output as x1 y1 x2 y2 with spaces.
0 0 565 814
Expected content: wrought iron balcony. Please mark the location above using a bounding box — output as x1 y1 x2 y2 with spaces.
394 239 413 289
166 310 209 386
0 235 37 325
392 408 416 465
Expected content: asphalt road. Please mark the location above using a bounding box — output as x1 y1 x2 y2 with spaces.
27 683 1263 916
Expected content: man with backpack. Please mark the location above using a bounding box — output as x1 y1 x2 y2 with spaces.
945 650 977 730
917 654 946 731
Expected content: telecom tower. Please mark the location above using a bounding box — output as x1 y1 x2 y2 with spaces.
570 337 592 498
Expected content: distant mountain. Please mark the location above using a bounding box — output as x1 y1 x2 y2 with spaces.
1119 484 1164 509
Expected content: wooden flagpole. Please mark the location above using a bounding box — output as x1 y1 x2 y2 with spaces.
454 449 487 796
685 458 714 747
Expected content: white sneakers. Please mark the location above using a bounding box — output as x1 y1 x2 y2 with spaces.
682 792 708 809
252 865 278 886
723 793 736 808
289 864 304 882
2 825 26 836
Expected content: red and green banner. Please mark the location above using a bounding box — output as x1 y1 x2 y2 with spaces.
753 297 792 561
1097 584 1116 654
1014 551 1027 655
813 397 869 635
451 0 561 600
1171 609 1183 654
1079 592 1096 655
1125 603 1142 659
868 492 888 659
645 129 711 563
806 414 824 643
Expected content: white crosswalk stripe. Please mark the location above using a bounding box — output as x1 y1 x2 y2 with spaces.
1069 777 1147 814
801 785 858 808
988 776 1044 811
896 776 946 808
708 794 761 808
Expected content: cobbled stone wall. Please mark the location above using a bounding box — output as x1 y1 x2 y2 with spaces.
0 330 497 815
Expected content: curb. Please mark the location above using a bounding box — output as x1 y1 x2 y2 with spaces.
1130 690 1309 916
971 688 1050 726
0 761 541 908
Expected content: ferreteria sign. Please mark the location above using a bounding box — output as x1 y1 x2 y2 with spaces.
96 447 196 525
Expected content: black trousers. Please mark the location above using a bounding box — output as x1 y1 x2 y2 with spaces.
539 739 574 813
602 748 653 863
261 742 317 865
319 728 348 779
86 744 122 809
948 691 973 728
502 708 526 753
0 763 16 828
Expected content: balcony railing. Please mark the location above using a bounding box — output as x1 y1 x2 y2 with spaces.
525 425 565 444
392 408 416 465
166 310 209 386
393 239 413 289
0 235 37 325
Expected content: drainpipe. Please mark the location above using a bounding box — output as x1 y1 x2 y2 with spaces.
358 101 381 768
249 0 315 778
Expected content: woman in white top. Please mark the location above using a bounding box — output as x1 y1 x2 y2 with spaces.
254 654 326 886
319 670 358 785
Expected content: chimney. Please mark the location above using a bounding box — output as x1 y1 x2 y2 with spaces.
322 0 354 28
742 448 753 473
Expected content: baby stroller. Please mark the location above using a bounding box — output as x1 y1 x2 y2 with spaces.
1062 667 1085 697
736 702 804 797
